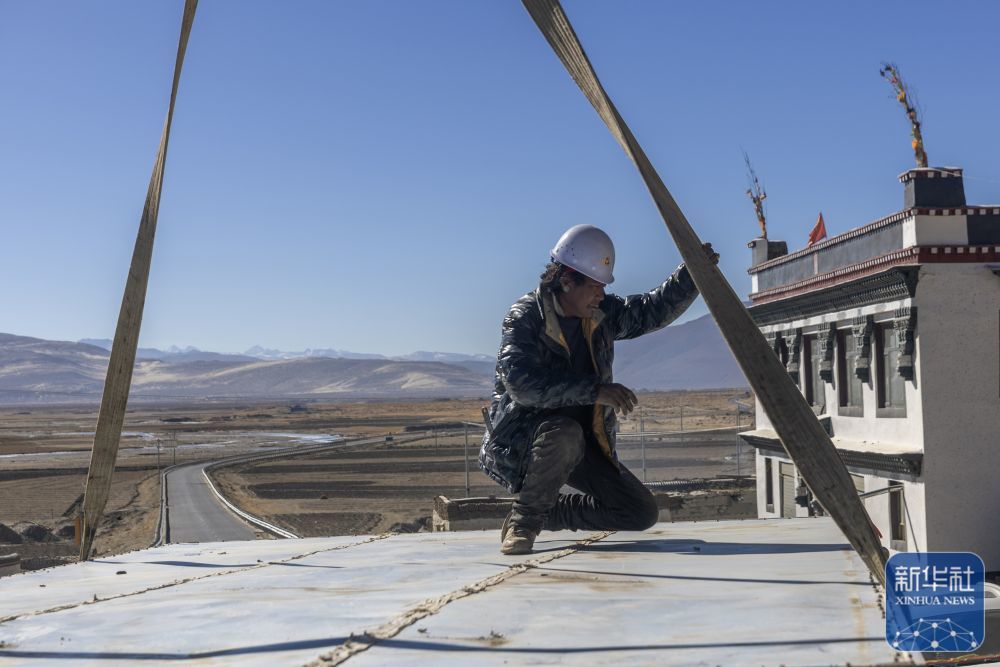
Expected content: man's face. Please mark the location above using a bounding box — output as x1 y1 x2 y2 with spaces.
560 275 606 318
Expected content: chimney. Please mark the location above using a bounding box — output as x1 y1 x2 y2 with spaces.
748 237 788 267
899 167 966 209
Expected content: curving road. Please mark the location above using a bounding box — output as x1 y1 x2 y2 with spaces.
165 462 258 543
163 434 425 544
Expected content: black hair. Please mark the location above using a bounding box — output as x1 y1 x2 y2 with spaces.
539 262 586 293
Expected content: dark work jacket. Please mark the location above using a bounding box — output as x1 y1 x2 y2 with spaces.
478 264 699 493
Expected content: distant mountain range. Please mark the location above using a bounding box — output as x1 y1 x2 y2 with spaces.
79 339 493 364
78 339 256 363
0 313 746 404
0 333 493 404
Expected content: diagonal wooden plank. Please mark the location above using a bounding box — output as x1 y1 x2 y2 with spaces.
521 0 888 587
79 0 199 561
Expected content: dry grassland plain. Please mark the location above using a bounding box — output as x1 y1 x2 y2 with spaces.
0 389 753 563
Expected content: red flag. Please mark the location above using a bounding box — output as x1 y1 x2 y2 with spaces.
808 212 827 247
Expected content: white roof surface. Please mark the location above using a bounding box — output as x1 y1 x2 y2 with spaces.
0 518 915 666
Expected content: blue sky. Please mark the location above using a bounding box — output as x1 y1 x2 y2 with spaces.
2 1 998 356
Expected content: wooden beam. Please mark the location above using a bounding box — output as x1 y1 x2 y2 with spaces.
521 0 888 587
79 0 199 561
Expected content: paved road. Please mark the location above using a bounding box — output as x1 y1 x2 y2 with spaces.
163 434 426 544
165 462 258 543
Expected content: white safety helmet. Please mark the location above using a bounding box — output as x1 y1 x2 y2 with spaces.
550 224 615 284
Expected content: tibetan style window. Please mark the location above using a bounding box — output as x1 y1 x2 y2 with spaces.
802 335 825 414
837 329 863 417
765 458 774 512
876 323 906 417
889 481 906 550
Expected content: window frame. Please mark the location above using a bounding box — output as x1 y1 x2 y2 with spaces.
836 329 864 417
765 457 774 512
875 323 907 418
889 481 907 550
802 334 825 415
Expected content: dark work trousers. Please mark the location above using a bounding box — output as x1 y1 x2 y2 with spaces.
511 415 659 534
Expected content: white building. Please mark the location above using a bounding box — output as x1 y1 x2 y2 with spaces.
740 167 1000 570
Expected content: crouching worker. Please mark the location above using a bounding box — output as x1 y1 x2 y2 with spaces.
479 224 718 555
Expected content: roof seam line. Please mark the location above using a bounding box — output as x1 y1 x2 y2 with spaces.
0 532 399 625
303 530 616 666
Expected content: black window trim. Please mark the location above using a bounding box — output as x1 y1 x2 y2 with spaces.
875 322 907 418
837 328 864 417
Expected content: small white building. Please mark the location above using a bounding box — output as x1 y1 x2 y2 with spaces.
739 167 1000 570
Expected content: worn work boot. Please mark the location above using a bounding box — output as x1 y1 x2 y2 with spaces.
500 512 536 555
